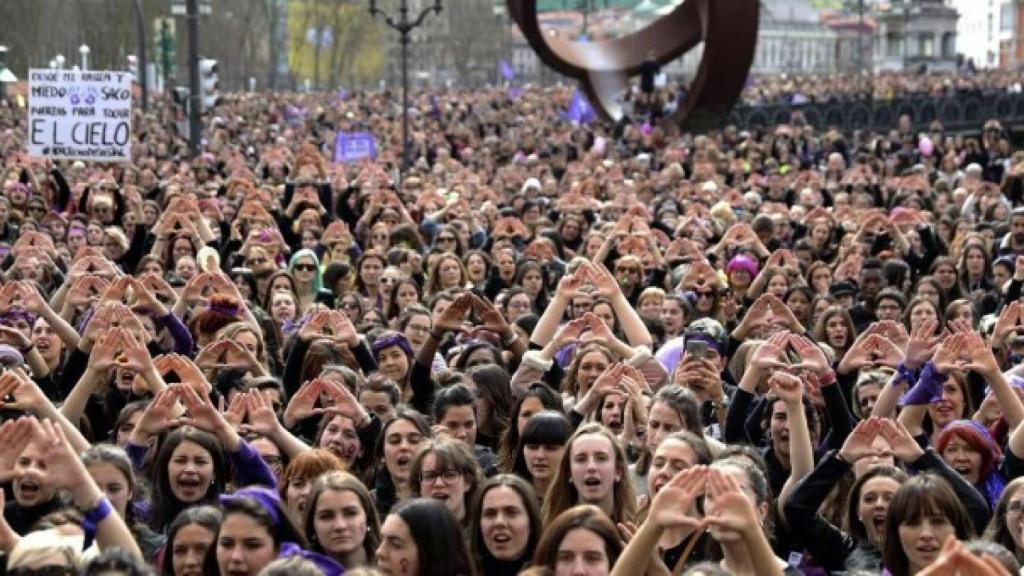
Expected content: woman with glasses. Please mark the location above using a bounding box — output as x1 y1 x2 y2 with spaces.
409 438 483 535
432 225 464 257
288 250 323 313
500 287 533 324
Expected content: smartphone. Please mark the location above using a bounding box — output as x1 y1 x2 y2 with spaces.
685 340 709 359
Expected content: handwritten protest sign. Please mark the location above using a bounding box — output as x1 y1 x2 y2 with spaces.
333 132 377 163
27 69 132 162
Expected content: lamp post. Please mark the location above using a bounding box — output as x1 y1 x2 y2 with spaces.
368 0 443 182
55 54 65 70
133 0 149 112
79 44 90 71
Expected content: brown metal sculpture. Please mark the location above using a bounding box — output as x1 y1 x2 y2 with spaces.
506 0 760 131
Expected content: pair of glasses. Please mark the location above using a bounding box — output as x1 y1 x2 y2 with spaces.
437 236 457 243
421 469 462 485
294 263 317 272
340 301 360 310
696 291 716 300
246 257 267 266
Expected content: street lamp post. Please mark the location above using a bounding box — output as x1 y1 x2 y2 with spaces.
133 0 149 112
79 44 90 71
55 54 65 70
368 0 443 182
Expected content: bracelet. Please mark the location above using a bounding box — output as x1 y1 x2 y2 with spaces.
19 342 34 355
80 496 114 550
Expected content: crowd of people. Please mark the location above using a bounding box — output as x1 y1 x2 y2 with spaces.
0 73 1024 576
740 69 1024 106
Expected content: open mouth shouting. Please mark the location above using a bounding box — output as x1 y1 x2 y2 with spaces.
176 475 206 500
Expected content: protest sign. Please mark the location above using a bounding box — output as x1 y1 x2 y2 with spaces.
333 132 377 163
27 69 132 162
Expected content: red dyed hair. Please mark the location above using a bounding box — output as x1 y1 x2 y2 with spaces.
935 420 1001 481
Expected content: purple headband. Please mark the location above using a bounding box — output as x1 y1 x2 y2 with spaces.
220 486 344 576
5 182 30 196
372 332 414 360
219 486 283 526
0 308 37 328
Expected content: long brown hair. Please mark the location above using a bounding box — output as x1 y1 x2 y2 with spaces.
541 423 636 526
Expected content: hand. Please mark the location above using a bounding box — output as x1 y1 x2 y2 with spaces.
88 328 130 373
585 262 621 300
0 324 31 351
172 383 234 442
241 390 284 437
319 378 370 425
769 371 804 406
127 276 169 317
581 312 617 347
879 417 924 463
648 466 709 531
114 327 151 371
555 266 589 300
34 419 95 503
219 392 247 431
283 379 325 428
906 318 943 370
994 302 1022 349
704 467 763 536
733 294 773 338
838 417 883 463
299 310 333 342
866 320 910 351
472 295 511 338
168 354 211 396
750 331 790 373
130 388 181 441
0 417 41 482
839 331 876 374
917 535 1012 576
867 334 905 368
0 369 51 414
327 310 359 346
932 333 965 375
16 282 51 317
434 292 473 335
767 296 804 332
962 331 1000 378
790 333 831 377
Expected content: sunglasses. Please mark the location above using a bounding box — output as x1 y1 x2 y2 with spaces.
293 263 317 272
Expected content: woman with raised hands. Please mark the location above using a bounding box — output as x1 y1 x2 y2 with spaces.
612 464 788 576
783 416 991 573
898 331 1022 461
0 416 143 558
130 383 277 532
510 261 667 395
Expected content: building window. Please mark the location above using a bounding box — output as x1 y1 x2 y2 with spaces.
887 32 902 57
920 33 934 57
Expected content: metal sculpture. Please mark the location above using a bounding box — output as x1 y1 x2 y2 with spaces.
506 0 760 131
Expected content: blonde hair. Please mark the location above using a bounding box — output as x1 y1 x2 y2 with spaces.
8 529 88 570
